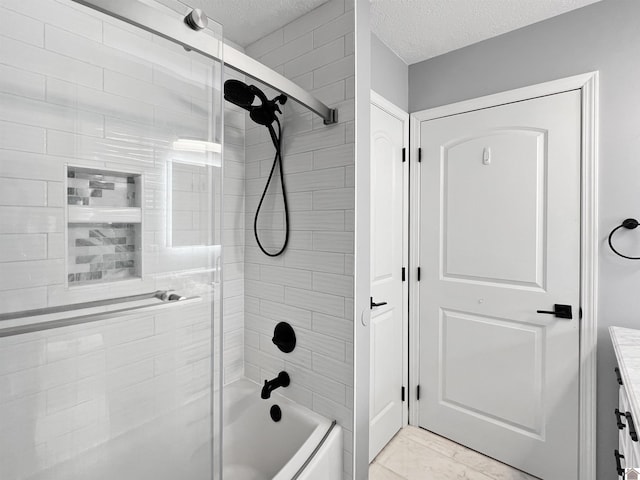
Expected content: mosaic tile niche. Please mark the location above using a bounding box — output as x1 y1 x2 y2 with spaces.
67 167 137 207
67 167 142 286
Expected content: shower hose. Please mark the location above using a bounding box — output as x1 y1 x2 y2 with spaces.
254 117 289 257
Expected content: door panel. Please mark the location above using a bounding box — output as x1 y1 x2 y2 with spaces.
440 309 544 436
369 102 405 461
442 130 545 287
418 91 581 480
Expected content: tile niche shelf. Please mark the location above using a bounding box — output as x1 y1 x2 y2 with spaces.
66 166 143 287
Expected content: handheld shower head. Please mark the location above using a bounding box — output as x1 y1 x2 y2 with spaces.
223 79 291 257
223 79 287 127
224 79 255 110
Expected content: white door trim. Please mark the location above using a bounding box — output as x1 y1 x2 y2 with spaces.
371 90 410 428
408 71 599 480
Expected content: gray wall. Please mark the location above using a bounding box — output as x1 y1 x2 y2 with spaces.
371 33 408 111
409 1 640 478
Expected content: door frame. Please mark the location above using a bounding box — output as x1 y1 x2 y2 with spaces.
408 71 599 480
370 90 410 429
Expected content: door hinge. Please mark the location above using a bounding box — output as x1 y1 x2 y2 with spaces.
418 147 422 162
402 147 406 163
416 385 421 401
402 267 406 281
402 386 406 402
417 267 421 281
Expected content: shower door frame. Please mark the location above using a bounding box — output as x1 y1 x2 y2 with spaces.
70 0 338 125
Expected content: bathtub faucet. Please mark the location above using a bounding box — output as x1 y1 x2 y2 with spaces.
261 371 290 399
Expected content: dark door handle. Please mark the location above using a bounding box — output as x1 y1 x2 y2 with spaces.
615 367 624 386
626 411 639 442
536 304 572 319
370 297 388 309
615 449 625 476
615 408 626 430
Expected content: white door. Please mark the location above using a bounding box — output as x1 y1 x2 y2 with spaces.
417 91 581 479
369 98 407 461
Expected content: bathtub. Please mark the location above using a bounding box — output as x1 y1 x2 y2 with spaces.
17 378 340 480
223 379 343 480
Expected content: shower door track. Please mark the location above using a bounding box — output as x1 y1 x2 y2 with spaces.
70 0 338 125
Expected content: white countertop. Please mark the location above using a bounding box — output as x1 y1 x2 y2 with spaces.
610 326 640 423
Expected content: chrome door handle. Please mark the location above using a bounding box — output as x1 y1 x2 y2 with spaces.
370 297 388 309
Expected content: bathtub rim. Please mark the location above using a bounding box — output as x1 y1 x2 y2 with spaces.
290 419 337 480
222 378 339 480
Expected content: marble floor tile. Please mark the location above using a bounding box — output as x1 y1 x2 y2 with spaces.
401 427 537 480
370 427 539 480
369 463 406 480
376 434 495 480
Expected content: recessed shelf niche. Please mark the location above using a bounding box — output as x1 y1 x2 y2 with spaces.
66 166 143 286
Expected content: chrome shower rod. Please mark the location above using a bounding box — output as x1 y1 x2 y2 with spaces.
70 0 338 125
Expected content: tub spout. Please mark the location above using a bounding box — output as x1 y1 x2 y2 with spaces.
261 371 290 399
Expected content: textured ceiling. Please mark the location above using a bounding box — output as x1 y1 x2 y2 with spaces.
195 0 330 47
371 0 602 65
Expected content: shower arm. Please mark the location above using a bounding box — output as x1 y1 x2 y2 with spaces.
70 0 338 125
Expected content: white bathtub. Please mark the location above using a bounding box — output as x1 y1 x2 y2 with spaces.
223 379 343 480
19 378 341 480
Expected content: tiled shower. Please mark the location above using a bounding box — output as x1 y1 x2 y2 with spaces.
0 0 356 479
242 3 356 475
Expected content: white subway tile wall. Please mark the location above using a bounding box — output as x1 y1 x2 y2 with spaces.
244 1 355 478
0 0 226 477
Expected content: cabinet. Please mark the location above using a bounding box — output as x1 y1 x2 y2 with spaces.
616 372 640 477
610 327 640 479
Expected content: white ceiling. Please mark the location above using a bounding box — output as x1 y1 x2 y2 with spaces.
371 0 602 65
204 0 329 47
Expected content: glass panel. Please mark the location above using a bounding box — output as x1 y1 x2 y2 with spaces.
168 159 221 248
0 1 223 479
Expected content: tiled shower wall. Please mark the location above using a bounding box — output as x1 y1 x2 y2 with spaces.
0 0 226 477
244 1 355 478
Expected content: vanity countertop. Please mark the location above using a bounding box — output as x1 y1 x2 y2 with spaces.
610 326 640 421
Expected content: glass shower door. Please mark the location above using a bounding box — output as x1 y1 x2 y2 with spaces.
0 1 223 478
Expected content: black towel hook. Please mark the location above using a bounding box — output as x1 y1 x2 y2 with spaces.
608 218 640 260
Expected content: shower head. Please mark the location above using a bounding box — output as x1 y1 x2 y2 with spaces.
224 81 290 257
224 79 255 109
224 79 287 127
